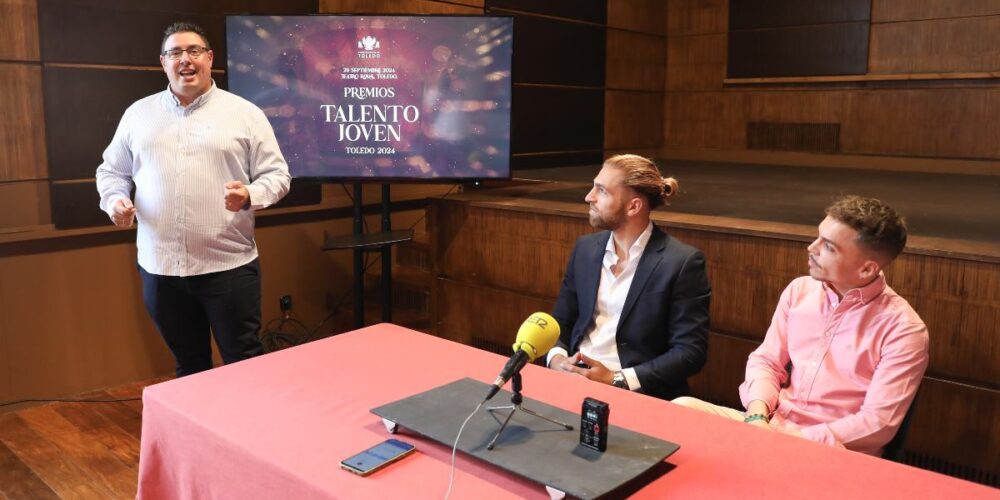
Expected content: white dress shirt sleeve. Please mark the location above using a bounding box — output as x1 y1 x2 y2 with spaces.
95 106 137 219
245 107 291 210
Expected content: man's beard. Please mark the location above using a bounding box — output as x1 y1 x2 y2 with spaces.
589 206 624 230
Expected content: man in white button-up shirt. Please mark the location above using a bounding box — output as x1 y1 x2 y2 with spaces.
96 22 290 376
547 155 711 400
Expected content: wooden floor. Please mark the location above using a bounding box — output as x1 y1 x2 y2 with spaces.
0 377 169 500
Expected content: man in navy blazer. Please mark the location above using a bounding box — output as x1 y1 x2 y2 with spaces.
547 155 711 400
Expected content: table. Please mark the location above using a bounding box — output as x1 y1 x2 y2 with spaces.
137 324 997 499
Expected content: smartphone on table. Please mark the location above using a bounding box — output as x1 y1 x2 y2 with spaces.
340 438 416 476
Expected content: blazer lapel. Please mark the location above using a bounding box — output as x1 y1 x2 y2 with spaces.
576 232 608 343
617 227 667 330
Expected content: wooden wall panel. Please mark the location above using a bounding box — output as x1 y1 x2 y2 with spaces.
607 0 666 34
671 227 806 339
746 91 850 123
873 0 1000 22
845 88 1000 159
49 181 103 229
512 86 604 154
38 3 215 66
0 0 40 61
604 91 664 150
0 242 172 403
666 88 1000 160
0 181 49 229
434 277 554 348
870 16 1000 74
906 377 1000 472
665 33 726 91
730 0 871 29
43 67 166 181
38 1 316 65
488 0 605 23
320 0 482 14
0 210 370 404
667 0 728 36
727 22 870 78
0 64 47 181
664 92 745 149
890 254 1000 385
433 201 584 297
688 332 758 407
510 14 606 86
607 30 665 91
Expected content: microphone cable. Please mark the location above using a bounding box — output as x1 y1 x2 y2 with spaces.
444 400 483 500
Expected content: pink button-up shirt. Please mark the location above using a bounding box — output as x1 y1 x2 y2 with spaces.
739 274 929 455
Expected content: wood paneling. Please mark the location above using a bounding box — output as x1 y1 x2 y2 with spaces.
49 181 104 229
746 91 850 123
512 86 604 154
664 91 745 150
0 181 49 229
870 16 1000 74
688 332 758 407
487 0 605 23
846 88 1000 159
606 29 665 91
433 201 582 297
891 254 1000 385
43 66 165 181
728 23 870 78
38 0 317 66
730 0 871 29
607 0 666 34
666 0 1000 165
873 0 1000 22
320 0 482 14
671 227 805 339
434 277 553 347
907 377 1000 472
510 14 605 86
0 64 47 181
666 33 726 91
747 122 841 152
0 0 40 61
667 0 728 36
512 151 605 169
604 90 663 149
665 88 1000 160
38 2 216 66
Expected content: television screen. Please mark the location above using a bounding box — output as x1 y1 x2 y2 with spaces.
226 15 513 181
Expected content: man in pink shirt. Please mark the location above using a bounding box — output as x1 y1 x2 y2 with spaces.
674 195 929 456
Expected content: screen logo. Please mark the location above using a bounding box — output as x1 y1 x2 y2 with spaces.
357 36 381 59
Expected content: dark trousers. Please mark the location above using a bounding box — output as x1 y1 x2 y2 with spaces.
139 259 263 377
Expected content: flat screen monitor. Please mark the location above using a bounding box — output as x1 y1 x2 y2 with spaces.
226 15 513 181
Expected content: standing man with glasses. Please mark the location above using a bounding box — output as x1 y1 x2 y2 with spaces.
96 22 290 376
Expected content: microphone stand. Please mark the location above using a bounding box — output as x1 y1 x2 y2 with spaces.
485 372 574 450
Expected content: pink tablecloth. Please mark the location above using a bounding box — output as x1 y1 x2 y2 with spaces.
138 324 996 499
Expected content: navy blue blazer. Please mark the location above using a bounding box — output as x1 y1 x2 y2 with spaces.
551 226 711 400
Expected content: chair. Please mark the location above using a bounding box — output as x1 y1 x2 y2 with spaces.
882 392 919 462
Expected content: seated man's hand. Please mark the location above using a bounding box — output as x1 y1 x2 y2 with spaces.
549 353 572 372
563 352 614 385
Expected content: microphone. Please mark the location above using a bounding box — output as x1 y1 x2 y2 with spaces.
483 312 560 402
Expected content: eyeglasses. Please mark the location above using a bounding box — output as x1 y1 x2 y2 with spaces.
162 46 210 61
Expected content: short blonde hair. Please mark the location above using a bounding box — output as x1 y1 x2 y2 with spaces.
603 154 678 209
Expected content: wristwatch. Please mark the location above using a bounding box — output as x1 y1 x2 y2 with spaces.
611 371 629 390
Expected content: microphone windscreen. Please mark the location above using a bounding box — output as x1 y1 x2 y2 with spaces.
512 312 560 362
